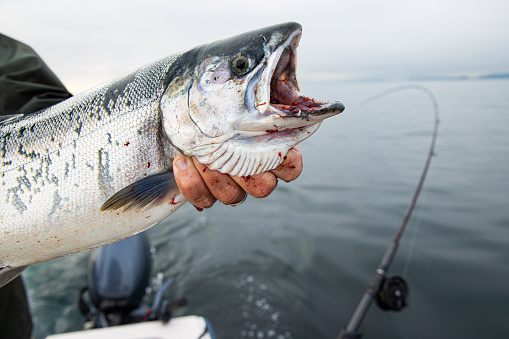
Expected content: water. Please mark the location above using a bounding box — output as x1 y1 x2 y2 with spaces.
24 80 509 338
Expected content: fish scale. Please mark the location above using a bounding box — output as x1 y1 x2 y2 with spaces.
1 55 182 269
0 22 344 287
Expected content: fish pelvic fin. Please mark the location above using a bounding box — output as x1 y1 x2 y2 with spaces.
100 170 179 212
0 266 28 288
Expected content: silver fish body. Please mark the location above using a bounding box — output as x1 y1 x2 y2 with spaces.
0 22 344 286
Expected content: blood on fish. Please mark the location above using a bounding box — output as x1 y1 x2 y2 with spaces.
243 175 252 182
169 197 180 205
147 162 151 168
266 129 279 133
124 141 130 146
301 96 321 106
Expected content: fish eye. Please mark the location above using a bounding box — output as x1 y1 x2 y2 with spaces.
231 54 250 76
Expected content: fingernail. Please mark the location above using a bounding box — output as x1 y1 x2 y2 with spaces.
175 156 188 170
229 195 247 207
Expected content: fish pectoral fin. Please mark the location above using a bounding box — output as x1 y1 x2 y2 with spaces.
0 265 28 288
100 170 179 212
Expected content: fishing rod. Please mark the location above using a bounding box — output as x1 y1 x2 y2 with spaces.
337 85 440 339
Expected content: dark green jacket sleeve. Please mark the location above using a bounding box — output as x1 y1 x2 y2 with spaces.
0 33 72 115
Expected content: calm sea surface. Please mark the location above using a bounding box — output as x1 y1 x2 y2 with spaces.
24 80 509 339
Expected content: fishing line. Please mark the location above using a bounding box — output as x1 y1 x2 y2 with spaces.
401 182 429 279
337 84 439 339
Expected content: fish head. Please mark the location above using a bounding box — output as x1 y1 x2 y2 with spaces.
161 22 344 177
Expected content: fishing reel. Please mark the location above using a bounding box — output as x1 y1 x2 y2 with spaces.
376 275 409 311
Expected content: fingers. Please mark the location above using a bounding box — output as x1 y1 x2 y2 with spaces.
191 158 247 205
233 146 303 198
173 146 303 209
231 172 278 199
229 146 302 197
270 146 303 182
173 154 216 209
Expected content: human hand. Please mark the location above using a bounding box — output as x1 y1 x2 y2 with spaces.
172 146 303 209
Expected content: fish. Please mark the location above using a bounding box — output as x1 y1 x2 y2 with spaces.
0 22 344 287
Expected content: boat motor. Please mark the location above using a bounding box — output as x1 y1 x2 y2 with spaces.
78 232 187 328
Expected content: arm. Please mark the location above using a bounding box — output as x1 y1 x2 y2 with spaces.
0 33 72 115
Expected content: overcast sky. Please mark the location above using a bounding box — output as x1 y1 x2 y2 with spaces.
1 0 507 94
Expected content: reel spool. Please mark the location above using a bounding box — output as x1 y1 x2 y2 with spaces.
376 275 409 311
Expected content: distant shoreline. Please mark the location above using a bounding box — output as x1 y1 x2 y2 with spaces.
410 73 509 82
304 72 509 83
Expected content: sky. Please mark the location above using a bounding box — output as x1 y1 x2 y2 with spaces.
1 0 508 94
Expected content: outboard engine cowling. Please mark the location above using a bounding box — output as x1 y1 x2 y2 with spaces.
88 232 151 314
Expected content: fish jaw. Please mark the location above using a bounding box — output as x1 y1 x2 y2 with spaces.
238 28 345 133
161 22 344 177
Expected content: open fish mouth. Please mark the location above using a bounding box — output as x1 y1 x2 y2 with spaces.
253 30 344 127
174 23 344 177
